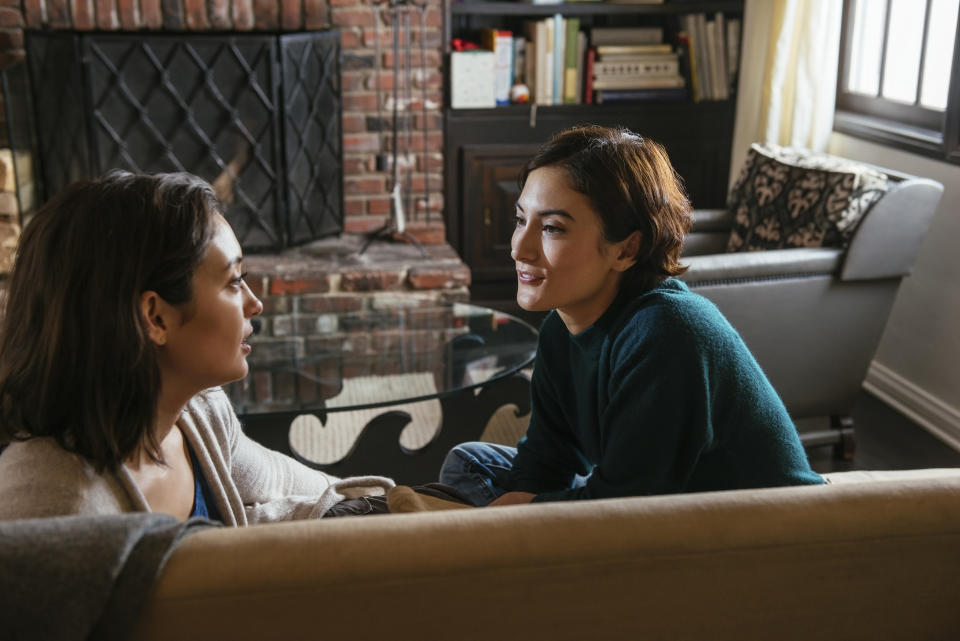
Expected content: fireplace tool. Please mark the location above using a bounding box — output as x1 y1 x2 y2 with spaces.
361 0 430 257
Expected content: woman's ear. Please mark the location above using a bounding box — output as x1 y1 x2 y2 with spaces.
140 291 172 346
614 231 642 272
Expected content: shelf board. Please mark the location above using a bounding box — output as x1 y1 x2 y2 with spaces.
445 99 735 118
450 1 743 17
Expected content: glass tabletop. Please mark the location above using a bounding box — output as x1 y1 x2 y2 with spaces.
226 301 538 415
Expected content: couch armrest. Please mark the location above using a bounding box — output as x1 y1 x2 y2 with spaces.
840 178 944 281
680 247 842 284
690 208 733 232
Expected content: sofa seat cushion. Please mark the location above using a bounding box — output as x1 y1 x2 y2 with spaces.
726 143 889 252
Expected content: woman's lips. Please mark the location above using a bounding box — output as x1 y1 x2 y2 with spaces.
517 269 543 284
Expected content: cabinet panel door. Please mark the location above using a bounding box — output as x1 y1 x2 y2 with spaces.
461 144 540 284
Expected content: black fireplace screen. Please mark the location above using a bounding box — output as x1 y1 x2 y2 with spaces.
4 31 343 251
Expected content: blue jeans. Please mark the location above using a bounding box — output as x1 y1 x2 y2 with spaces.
439 442 589 506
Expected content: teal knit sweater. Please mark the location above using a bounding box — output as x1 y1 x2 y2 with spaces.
509 279 823 502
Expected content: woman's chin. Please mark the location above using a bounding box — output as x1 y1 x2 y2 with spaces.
516 291 549 312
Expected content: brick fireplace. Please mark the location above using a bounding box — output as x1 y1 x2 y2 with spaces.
0 0 467 352
0 0 470 416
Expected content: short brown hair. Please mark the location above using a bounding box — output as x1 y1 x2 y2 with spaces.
0 171 219 471
519 125 692 295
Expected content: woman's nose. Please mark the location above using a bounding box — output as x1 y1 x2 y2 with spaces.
511 224 538 262
244 284 264 318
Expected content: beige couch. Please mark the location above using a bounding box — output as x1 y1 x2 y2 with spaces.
132 468 960 640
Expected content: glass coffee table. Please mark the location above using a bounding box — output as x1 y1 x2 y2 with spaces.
226 300 538 484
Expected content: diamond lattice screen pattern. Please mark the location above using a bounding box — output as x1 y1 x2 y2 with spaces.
18 31 342 251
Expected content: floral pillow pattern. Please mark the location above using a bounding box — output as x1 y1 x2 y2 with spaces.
726 143 889 252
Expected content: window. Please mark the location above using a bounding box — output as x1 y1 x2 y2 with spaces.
835 0 960 163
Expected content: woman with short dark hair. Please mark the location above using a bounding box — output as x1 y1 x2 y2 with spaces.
0 170 393 522
440 125 823 506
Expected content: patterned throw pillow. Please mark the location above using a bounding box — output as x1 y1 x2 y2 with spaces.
726 143 889 252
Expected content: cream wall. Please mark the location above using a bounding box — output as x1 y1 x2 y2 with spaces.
827 133 960 450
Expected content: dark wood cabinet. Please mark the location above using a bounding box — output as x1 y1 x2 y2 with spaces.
442 1 744 307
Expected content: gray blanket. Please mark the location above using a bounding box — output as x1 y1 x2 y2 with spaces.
0 512 219 641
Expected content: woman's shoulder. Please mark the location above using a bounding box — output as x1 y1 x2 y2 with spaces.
620 280 724 328
0 438 131 519
610 280 733 352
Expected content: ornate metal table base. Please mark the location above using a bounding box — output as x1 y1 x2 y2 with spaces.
239 371 531 485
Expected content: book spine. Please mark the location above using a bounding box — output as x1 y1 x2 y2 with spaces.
542 18 553 105
553 13 564 105
575 31 587 104
596 87 688 103
714 11 728 99
594 59 679 77
584 46 595 104
595 44 673 56
563 17 580 104
592 75 685 90
589 26 663 46
681 17 700 101
693 13 712 100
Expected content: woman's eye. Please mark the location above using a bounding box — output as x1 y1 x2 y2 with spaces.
232 271 248 287
514 215 525 228
543 224 563 234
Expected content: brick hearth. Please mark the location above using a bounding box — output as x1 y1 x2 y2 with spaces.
243 233 470 365
229 233 470 412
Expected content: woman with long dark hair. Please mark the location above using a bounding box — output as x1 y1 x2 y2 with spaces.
0 171 393 522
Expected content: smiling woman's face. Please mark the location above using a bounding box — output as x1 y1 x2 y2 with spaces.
511 166 636 334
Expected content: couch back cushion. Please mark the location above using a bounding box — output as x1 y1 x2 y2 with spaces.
726 143 889 252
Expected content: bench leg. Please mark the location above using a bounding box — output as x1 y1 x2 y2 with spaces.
830 415 857 461
799 415 856 461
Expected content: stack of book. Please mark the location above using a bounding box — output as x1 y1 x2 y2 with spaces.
677 12 741 101
587 27 688 104
521 16 588 105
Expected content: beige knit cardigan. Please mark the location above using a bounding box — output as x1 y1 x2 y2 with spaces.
0 387 394 524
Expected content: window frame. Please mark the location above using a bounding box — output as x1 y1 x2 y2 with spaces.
834 0 960 163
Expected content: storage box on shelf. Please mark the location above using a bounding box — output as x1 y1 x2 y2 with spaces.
441 1 745 309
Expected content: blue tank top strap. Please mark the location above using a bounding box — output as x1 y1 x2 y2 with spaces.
186 440 222 522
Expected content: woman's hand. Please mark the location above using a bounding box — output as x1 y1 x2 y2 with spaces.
488 491 536 507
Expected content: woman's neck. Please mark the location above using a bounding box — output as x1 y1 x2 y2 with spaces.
124 392 189 470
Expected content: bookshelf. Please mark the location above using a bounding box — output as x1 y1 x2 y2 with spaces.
442 0 745 307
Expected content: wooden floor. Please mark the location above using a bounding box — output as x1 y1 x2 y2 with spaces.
804 390 960 474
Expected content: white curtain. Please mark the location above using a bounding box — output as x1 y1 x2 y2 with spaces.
729 0 844 185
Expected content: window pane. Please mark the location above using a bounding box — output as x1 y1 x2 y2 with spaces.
882 0 927 103
920 0 960 109
848 0 888 95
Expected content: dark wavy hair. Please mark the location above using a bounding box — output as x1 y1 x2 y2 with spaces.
0 170 219 471
518 125 692 295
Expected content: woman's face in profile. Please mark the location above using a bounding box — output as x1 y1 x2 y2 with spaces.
158 214 263 393
511 165 630 332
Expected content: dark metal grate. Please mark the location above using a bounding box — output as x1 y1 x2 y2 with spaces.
84 35 283 250
27 34 92 202
281 32 343 243
11 30 344 251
